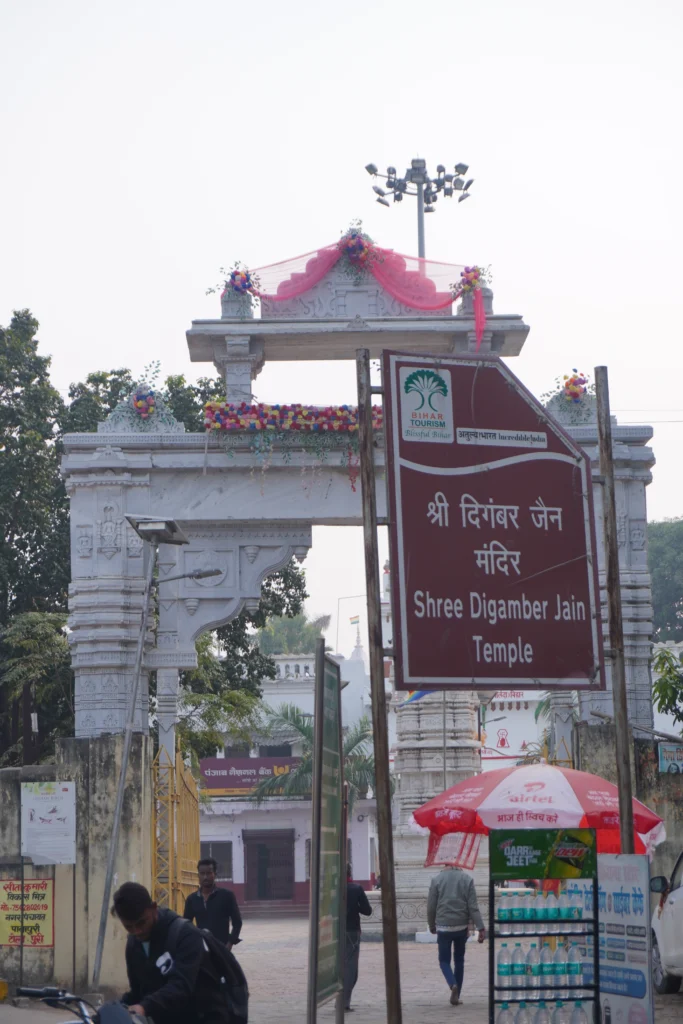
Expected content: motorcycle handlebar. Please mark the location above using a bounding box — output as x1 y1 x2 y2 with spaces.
17 987 69 999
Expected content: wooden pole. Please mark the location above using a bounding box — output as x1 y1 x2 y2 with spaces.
356 349 403 1024
595 365 635 854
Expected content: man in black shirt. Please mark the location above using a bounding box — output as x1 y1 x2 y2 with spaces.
112 881 230 1024
184 857 243 950
344 866 372 1012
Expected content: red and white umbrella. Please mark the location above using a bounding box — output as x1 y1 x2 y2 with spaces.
412 763 665 868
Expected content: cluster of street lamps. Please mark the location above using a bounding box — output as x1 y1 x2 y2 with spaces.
365 157 474 257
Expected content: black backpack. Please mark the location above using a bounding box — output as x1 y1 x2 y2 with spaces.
167 917 249 1023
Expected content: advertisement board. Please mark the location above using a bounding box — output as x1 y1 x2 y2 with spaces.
490 828 597 880
584 855 654 1024
0 879 54 947
657 742 683 774
382 352 604 691
307 643 344 1022
199 757 301 796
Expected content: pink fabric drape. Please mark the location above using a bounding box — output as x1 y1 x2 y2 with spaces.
247 240 487 338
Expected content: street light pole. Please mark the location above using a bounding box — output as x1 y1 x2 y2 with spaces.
365 157 473 258
91 513 220 989
416 181 425 259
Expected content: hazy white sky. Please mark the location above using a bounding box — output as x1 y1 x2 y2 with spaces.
2 0 682 657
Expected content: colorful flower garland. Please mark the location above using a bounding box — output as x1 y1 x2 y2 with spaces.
204 402 383 433
563 369 589 403
132 388 156 419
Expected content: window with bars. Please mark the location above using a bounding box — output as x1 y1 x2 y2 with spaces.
200 841 233 880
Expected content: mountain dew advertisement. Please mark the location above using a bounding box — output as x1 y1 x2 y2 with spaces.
490 828 597 879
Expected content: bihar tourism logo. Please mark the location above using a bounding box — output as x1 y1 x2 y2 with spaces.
399 366 454 444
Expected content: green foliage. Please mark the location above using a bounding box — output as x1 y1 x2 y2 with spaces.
251 704 376 811
0 612 73 765
648 518 683 641
162 375 225 433
403 369 448 411
257 612 331 655
0 312 69 628
652 648 683 729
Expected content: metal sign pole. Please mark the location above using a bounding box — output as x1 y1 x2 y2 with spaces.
335 781 349 1024
356 349 403 1024
595 365 635 854
307 639 325 1024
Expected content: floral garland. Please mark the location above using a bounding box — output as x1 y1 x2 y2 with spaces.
227 268 253 295
204 402 383 433
563 369 589 403
204 402 383 491
132 388 156 419
336 222 382 285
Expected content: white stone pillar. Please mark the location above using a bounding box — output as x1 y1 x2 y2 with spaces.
157 669 180 762
213 336 265 405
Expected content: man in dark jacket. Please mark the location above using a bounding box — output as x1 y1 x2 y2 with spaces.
112 881 229 1024
184 857 242 950
344 866 372 1012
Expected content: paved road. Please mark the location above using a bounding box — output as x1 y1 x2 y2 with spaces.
1 918 682 1023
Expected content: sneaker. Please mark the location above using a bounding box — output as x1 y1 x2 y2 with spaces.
450 985 460 1006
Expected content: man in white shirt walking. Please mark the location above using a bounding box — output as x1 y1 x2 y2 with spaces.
427 866 486 1006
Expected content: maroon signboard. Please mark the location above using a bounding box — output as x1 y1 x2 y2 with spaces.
382 352 604 691
200 757 301 796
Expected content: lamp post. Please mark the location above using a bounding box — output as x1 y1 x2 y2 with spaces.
92 515 221 988
365 158 474 258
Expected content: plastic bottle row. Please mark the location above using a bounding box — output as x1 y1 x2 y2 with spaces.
496 1000 590 1024
497 886 590 935
496 940 590 998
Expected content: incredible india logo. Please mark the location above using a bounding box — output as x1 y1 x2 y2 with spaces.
399 366 454 444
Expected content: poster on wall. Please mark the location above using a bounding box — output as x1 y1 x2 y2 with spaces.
307 641 344 1023
0 879 54 947
21 781 76 865
589 855 654 1024
657 742 683 774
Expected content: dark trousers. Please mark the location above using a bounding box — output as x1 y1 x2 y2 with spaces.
343 930 361 1008
437 929 468 991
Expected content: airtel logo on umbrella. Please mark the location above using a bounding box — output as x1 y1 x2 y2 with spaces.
523 781 546 792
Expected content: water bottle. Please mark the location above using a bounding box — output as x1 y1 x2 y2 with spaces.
570 1002 588 1024
546 891 560 934
567 943 583 996
553 939 568 1000
552 1002 570 1024
534 1002 551 1024
559 891 572 928
512 943 527 988
499 893 512 936
526 943 541 992
540 942 554 1000
571 890 583 936
536 893 548 935
497 943 512 990
496 1004 515 1024
524 891 537 935
516 1002 532 1024
511 892 525 935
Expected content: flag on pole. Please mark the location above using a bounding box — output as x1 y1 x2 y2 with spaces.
397 690 431 708
349 615 360 625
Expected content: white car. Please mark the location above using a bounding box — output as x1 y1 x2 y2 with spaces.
651 852 683 994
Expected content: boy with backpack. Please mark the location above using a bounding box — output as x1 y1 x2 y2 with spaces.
112 882 248 1024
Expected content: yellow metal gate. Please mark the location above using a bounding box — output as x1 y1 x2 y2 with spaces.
152 750 200 912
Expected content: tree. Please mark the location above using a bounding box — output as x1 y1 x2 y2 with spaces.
171 633 263 769
0 311 69 626
652 648 683 731
257 612 331 655
0 612 73 765
251 704 377 811
648 519 683 642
